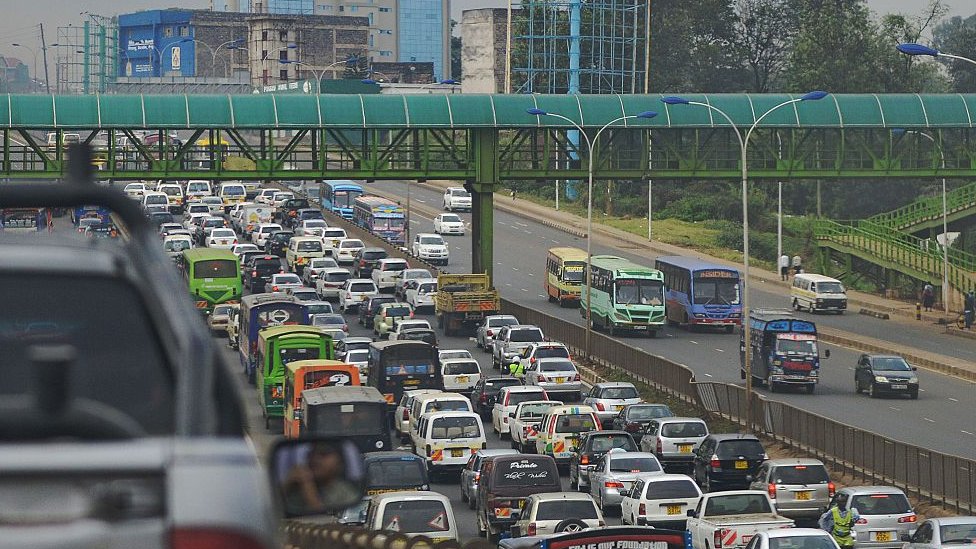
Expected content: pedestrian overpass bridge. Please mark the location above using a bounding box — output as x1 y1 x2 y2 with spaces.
4 92 976 280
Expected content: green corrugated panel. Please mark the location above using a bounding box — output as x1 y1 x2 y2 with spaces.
186 96 233 127
493 94 544 127
796 95 841 127
707 94 772 125
961 96 976 126
362 94 407 127
742 94 802 126
275 95 320 127
144 95 190 127
54 95 100 127
0 97 9 127
229 95 277 127
618 95 662 127
445 95 496 126
99 96 146 128
403 95 452 127
835 95 884 126
9 96 55 127
659 94 714 127
574 94 626 127
921 95 971 127
320 95 365 127
880 95 930 128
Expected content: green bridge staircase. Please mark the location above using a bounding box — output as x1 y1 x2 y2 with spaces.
814 219 976 304
866 181 976 236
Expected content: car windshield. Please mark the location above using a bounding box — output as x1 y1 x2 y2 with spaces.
194 259 237 279
382 262 408 272
211 229 235 238
165 239 191 251
297 241 322 252
310 258 337 268
276 274 301 285
693 277 741 305
363 251 387 260
776 338 817 355
768 536 837 549
424 400 469 414
705 494 772 515
872 357 912 371
326 271 351 282
441 214 461 222
490 316 519 328
495 459 555 487
772 465 830 484
418 283 437 294
660 422 707 438
261 225 282 233
817 282 845 293
535 347 569 359
519 403 556 419
615 279 664 306
485 379 522 392
444 361 480 375
213 305 232 316
628 405 672 420
508 391 545 405
644 479 700 499
350 282 375 293
404 270 432 280
366 459 426 489
450 189 470 198
562 262 585 283
324 229 347 238
304 220 327 228
536 500 599 521
940 524 976 544
346 350 369 362
440 350 471 360
716 440 765 458
540 360 576 373
850 493 912 515
188 205 209 213
312 314 345 326
610 457 661 473
204 219 224 228
510 328 544 343
341 240 364 249
430 416 480 439
555 414 597 433
419 236 444 245
602 387 638 399
305 303 333 315
381 500 449 533
222 186 245 196
0 274 173 434
384 306 412 317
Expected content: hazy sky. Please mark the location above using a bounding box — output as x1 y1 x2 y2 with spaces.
0 0 971 71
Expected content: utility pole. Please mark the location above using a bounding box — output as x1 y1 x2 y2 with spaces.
40 24 51 93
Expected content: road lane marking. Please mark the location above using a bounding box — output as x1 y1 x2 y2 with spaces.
949 397 959 402
512 267 519 271
923 417 935 423
528 272 535 277
889 406 901 412
689 340 698 345
520 288 528 292
538 295 545 298
505 283 512 287
415 199 426 203
962 430 974 436
516 222 529 227
715 348 725 353
703 373 713 377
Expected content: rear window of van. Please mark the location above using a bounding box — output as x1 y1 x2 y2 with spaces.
492 458 558 487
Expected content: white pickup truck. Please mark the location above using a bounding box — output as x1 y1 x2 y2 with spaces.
508 400 562 453
686 490 794 549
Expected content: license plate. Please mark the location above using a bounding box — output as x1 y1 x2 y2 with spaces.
734 460 748 469
794 491 812 501
614 405 624 411
633 325 648 330
451 449 464 457
554 378 564 384
456 376 469 383
874 532 893 542
678 444 693 453
666 505 681 515
891 384 907 390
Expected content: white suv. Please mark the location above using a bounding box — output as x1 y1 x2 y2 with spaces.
372 257 410 291
338 278 379 312
412 233 449 266
442 187 472 212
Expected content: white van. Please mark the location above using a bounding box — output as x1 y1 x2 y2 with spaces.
218 182 247 211
791 273 847 314
185 180 213 199
409 392 473 439
412 411 485 474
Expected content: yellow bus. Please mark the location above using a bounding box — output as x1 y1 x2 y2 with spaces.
544 246 589 307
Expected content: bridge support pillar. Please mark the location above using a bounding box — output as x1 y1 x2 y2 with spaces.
470 129 499 283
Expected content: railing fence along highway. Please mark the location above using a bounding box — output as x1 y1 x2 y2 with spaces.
283 522 494 549
501 299 975 514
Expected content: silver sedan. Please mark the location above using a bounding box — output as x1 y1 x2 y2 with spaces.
588 450 664 512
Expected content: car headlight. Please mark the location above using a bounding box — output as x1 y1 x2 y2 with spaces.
908 377 918 384
874 375 889 383
694 313 706 318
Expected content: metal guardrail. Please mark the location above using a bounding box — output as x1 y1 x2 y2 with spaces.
867 181 976 232
498 298 975 514
283 522 494 549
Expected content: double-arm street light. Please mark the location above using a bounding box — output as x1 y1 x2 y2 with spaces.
526 107 659 356
282 59 349 93
660 91 828 427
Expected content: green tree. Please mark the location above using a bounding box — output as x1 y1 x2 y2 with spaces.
932 13 976 92
876 1 951 92
450 20 462 80
732 0 801 92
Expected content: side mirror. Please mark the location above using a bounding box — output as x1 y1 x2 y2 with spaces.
911 366 918 371
824 349 831 359
509 412 516 418
687 509 697 518
268 437 366 518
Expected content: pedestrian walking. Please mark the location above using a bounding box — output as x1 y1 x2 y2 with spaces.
510 189 517 201
791 254 803 276
921 282 935 312
965 291 975 330
779 254 790 281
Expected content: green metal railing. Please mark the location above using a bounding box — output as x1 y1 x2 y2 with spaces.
814 218 976 294
867 181 976 233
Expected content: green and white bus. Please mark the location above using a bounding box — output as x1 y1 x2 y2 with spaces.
580 255 666 337
178 248 242 313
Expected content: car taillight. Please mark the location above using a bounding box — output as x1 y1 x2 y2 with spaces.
474 471 480 482
233 240 238 245
714 529 726 549
581 455 589 465
360 260 366 267
252 271 257 277
710 456 721 468
768 483 777 499
828 482 835 497
656 439 663 454
595 402 605 411
402 409 409 421
486 329 493 336
638 503 646 515
605 481 624 489
856 518 868 525
898 515 917 523
527 523 537 536
574 373 581 381
170 528 267 549
272 286 279 291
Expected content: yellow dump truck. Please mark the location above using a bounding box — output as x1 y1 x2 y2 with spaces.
434 273 501 336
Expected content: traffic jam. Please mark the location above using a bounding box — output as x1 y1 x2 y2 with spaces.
32 174 970 549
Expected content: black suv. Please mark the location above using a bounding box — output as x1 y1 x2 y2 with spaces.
693 433 768 491
359 295 397 328
568 430 637 491
854 354 919 399
244 255 283 291
354 247 389 278
265 229 294 256
471 377 524 418
277 197 311 225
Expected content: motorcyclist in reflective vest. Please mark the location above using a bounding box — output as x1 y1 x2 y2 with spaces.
819 503 859 549
508 359 525 380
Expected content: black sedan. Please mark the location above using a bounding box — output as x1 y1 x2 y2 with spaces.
854 354 919 399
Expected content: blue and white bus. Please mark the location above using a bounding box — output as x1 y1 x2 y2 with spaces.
319 180 364 219
655 256 742 332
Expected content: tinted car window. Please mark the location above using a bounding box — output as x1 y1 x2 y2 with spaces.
540 360 576 372
366 459 427 490
510 329 544 342
430 416 480 438
610 457 660 472
555 414 597 433
485 379 522 392
493 459 558 487
644 479 700 499
444 362 480 375
326 272 352 282
385 306 412 317
0 275 173 434
508 391 545 406
363 251 387 260
627 405 672 420
768 537 836 549
381 500 449 533
350 282 376 292
715 439 765 458
297 241 322 252
661 422 707 437
850 493 912 515
535 347 570 359
536 500 599 521
771 465 829 484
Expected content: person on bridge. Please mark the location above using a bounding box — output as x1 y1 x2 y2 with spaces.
819 502 859 549
508 359 525 380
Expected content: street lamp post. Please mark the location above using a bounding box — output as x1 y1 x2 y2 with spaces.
896 43 976 68
527 107 659 356
284 59 348 93
11 43 38 90
661 91 828 429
